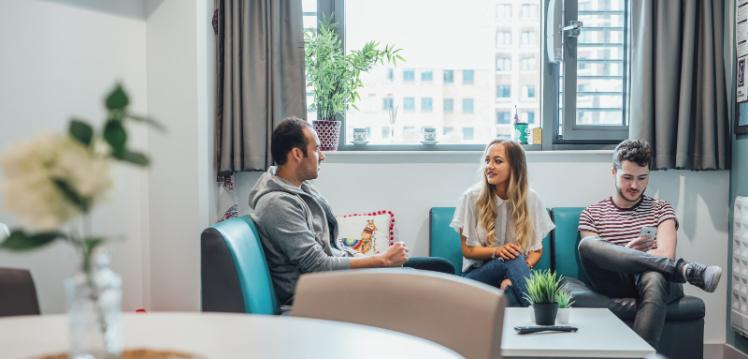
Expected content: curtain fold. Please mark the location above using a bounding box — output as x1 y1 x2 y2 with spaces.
630 0 730 170
215 0 306 173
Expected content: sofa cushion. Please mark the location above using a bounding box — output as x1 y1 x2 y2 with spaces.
336 210 395 256
563 277 705 321
550 207 587 283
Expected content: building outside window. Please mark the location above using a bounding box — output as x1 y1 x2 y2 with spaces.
421 70 433 82
520 4 538 19
443 69 454 84
496 4 512 20
443 98 454 113
496 30 512 47
421 97 433 112
462 127 475 140
496 111 511 124
520 31 535 46
403 69 415 82
386 68 394 81
496 56 511 72
462 69 474 85
383 97 393 110
403 97 415 112
462 98 475 113
497 84 511 99
523 85 536 99
520 56 536 71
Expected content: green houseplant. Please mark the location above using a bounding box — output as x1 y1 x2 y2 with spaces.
304 17 403 150
524 269 564 325
0 84 163 358
555 286 574 324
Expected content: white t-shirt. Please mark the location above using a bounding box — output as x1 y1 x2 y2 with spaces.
450 184 555 272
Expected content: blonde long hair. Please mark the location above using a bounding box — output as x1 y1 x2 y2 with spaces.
476 139 535 252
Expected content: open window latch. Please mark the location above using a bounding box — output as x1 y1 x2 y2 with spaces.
562 20 583 38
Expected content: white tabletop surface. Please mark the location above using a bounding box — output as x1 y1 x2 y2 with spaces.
501 308 655 358
0 312 462 359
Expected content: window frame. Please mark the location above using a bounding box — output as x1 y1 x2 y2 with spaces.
313 0 624 151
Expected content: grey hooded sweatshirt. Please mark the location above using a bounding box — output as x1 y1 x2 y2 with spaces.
248 167 352 305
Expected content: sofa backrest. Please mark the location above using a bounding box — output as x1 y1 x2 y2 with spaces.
201 215 279 315
549 207 586 283
429 207 552 275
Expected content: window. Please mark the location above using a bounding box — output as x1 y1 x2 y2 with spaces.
403 97 415 112
381 126 391 138
520 4 538 19
421 70 433 82
421 97 433 112
520 56 536 72
496 84 511 99
496 111 511 124
496 4 512 20
462 127 475 140
304 0 629 147
496 31 512 47
443 127 454 135
520 31 535 46
558 0 629 141
443 98 454 113
523 85 536 99
526 111 536 124
443 70 454 84
383 97 393 110
462 70 474 85
496 56 511 72
462 98 474 113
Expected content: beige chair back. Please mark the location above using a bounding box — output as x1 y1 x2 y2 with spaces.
292 269 505 359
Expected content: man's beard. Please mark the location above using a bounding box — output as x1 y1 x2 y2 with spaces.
616 185 644 204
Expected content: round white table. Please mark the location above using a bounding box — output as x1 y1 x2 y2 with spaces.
0 312 462 358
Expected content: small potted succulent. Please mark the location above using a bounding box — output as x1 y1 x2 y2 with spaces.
304 16 403 150
555 286 575 324
524 269 564 325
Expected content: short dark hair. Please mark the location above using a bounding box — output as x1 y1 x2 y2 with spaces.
613 139 652 169
271 117 310 165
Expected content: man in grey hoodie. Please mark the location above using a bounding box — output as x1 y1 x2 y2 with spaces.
248 117 453 305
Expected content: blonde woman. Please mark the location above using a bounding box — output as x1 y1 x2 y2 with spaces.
450 139 554 306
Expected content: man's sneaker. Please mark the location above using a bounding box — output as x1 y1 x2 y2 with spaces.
684 262 722 293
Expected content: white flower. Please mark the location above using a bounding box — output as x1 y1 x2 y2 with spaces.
0 133 112 231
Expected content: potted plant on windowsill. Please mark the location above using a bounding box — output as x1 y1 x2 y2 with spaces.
304 17 403 150
524 269 563 325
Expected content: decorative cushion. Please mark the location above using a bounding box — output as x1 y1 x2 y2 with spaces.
336 210 395 256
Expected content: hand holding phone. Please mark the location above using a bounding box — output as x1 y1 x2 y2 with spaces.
626 226 657 251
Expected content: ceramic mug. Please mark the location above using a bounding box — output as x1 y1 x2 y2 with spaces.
352 128 368 143
422 127 437 142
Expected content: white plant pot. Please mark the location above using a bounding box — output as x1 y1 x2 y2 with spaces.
557 308 571 324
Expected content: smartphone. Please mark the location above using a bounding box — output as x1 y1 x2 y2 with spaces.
639 226 657 241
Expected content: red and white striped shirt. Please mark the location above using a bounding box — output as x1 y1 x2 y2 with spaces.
578 196 678 247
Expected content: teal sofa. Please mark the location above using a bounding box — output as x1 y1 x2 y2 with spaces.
430 207 705 359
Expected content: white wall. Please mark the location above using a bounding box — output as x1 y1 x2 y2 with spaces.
237 150 730 343
0 0 149 313
145 0 214 311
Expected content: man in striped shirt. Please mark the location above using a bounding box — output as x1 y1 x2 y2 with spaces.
577 139 721 350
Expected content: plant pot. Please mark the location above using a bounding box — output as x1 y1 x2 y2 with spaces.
312 120 341 151
532 303 558 326
557 307 570 324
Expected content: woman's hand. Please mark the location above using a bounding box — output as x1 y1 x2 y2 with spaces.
500 278 513 290
497 243 521 260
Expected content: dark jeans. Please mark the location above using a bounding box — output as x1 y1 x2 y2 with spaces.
462 255 531 307
404 256 455 275
578 237 685 350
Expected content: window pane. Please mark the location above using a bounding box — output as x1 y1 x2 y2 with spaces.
572 0 627 127
333 0 542 145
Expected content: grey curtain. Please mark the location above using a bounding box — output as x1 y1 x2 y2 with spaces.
630 0 730 170
215 0 306 172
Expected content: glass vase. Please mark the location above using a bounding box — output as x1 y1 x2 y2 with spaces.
65 252 123 359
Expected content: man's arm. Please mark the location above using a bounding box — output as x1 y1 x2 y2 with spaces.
350 242 408 268
646 218 677 259
259 195 350 272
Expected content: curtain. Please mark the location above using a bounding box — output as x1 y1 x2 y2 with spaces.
214 0 306 173
629 0 730 170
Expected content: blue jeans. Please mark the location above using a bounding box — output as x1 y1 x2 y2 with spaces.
463 255 531 307
578 237 684 350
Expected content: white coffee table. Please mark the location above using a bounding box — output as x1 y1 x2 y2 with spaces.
501 308 656 358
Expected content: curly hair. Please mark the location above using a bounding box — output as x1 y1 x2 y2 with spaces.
613 139 652 169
